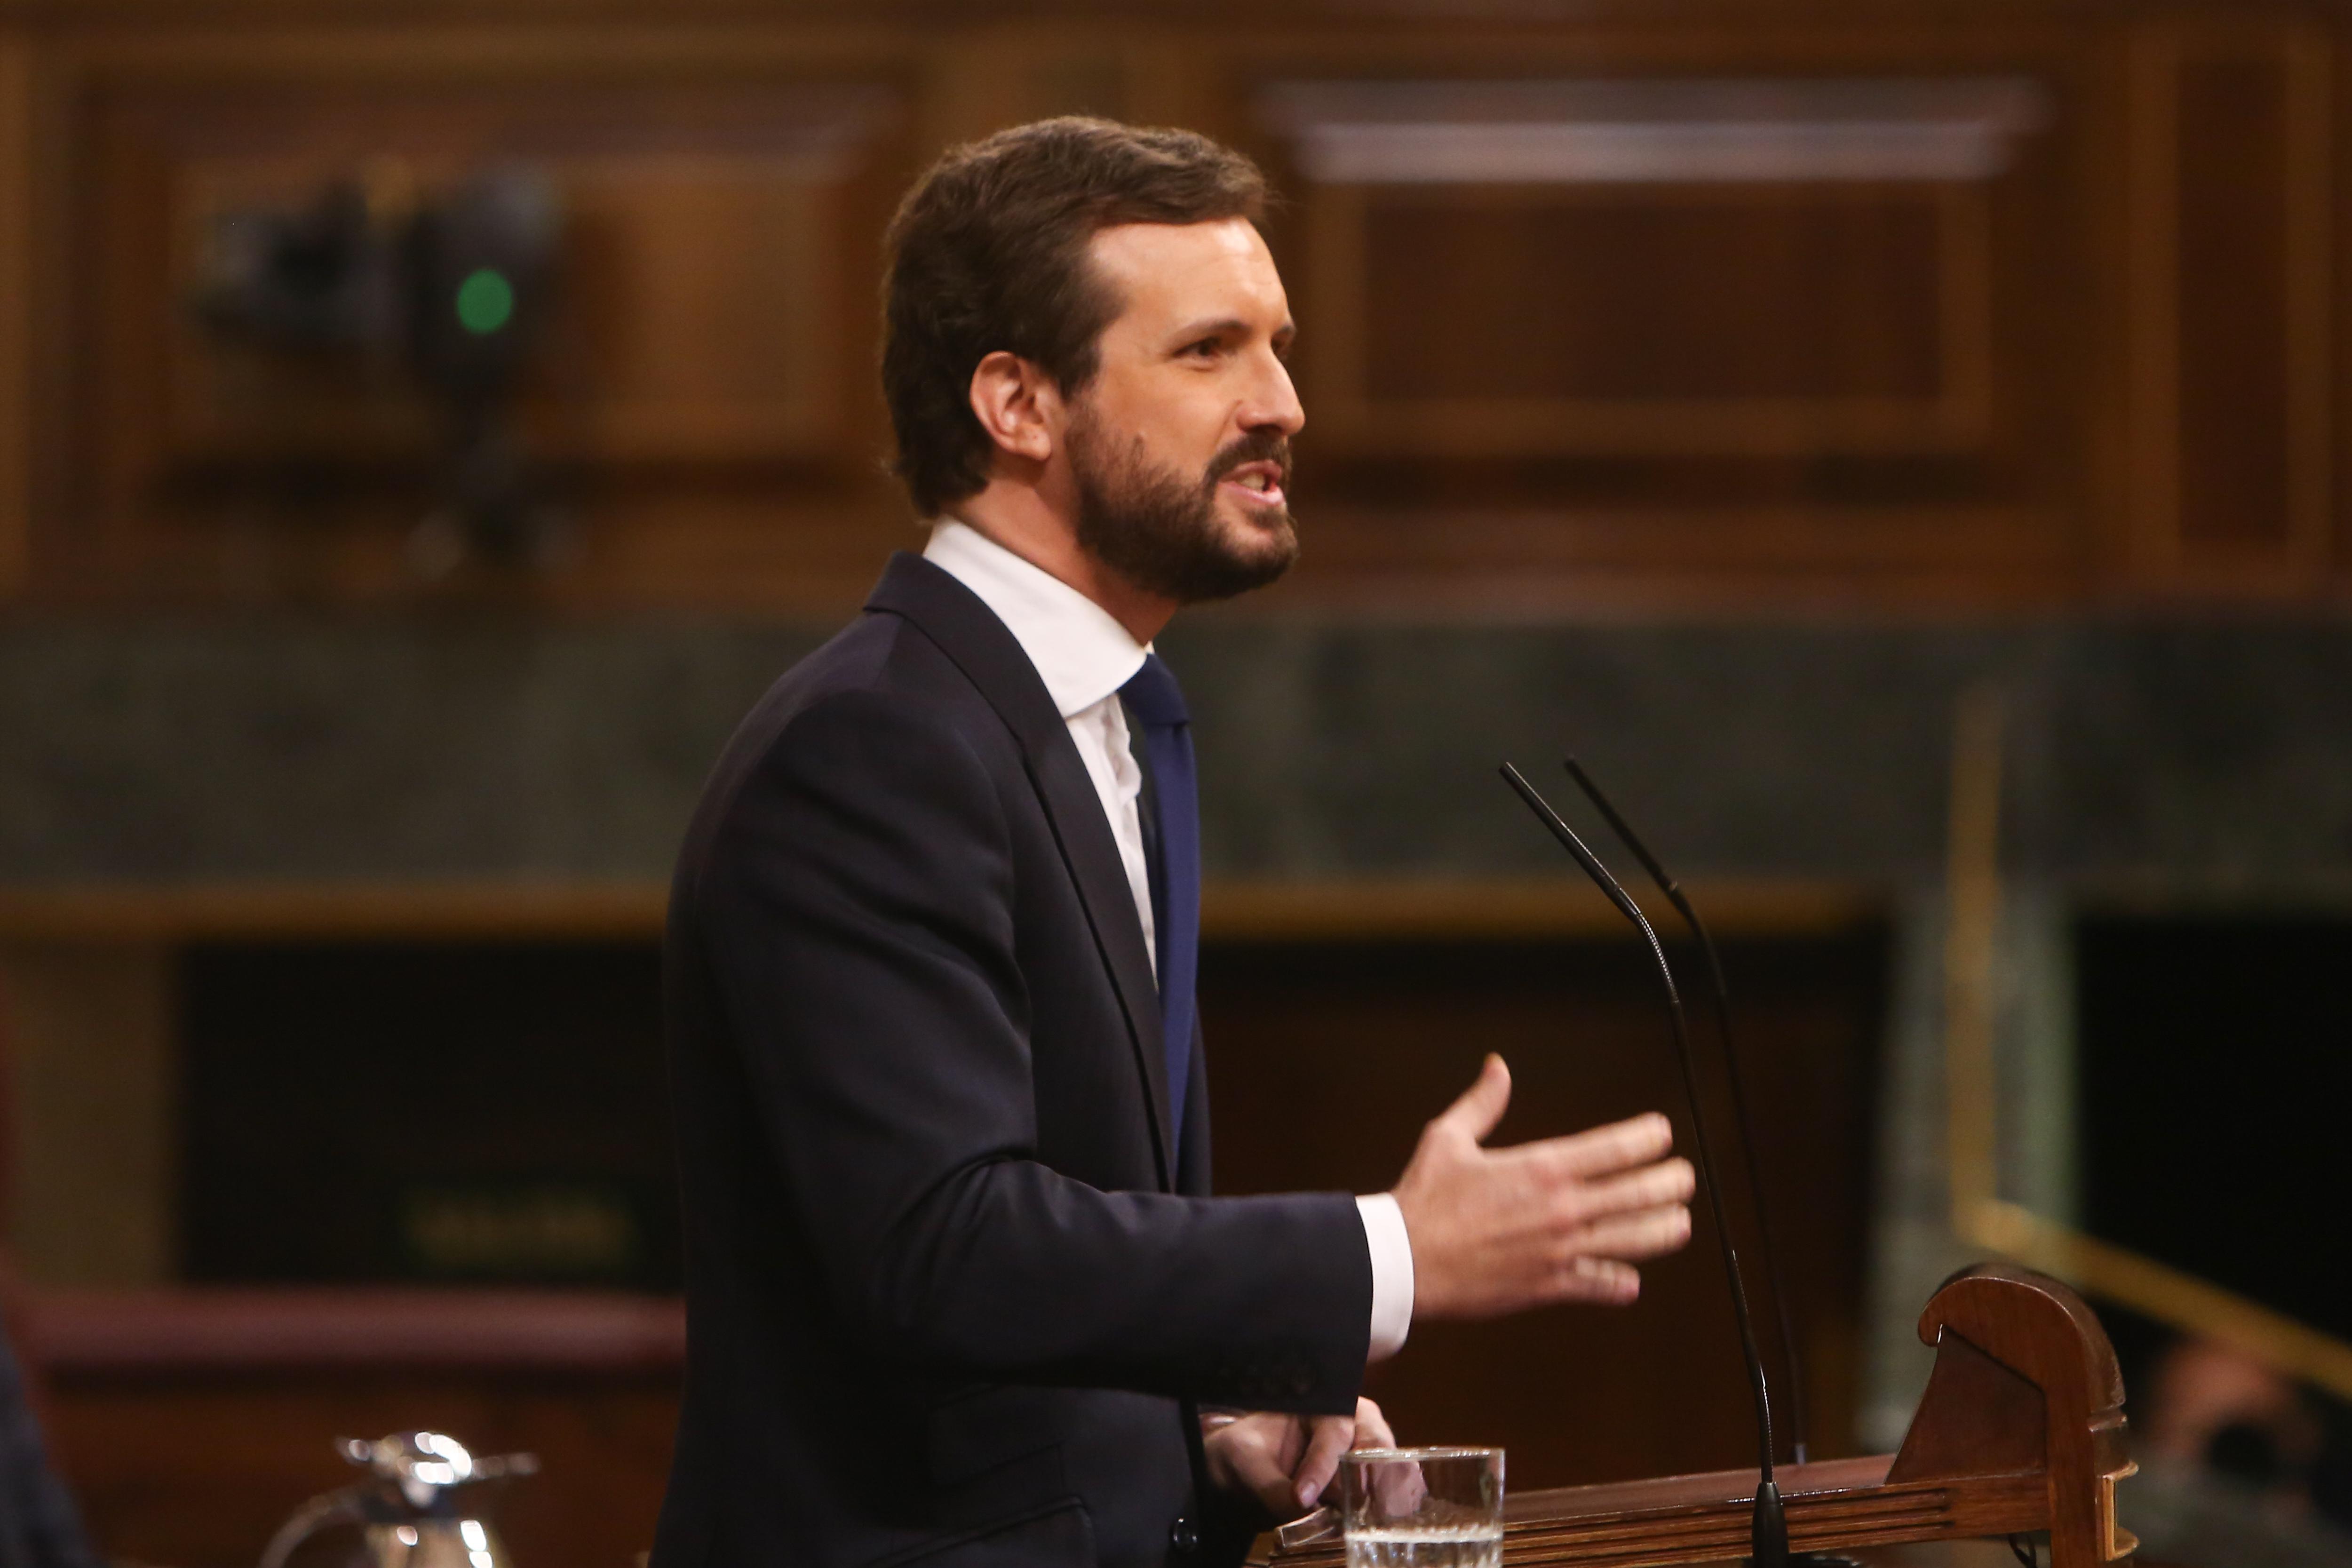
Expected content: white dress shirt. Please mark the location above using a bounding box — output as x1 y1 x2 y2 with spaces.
924 518 1414 1362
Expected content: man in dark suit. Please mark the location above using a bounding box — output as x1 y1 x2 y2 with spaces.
652 118 1696 1568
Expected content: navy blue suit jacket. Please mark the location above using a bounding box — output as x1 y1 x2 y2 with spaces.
651 554 1371 1568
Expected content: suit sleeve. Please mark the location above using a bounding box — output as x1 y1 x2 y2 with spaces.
692 689 1370 1413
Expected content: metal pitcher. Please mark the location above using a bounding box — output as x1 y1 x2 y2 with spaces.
259 1430 538 1568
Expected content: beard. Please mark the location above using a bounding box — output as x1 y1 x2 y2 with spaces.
1067 409 1300 605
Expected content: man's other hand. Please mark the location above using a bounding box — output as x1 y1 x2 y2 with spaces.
1392 1054 1695 1320
1203 1397 1394 1520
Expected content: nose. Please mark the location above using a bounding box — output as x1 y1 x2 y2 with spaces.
1241 347 1305 438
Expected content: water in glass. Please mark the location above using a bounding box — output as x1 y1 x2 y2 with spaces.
1343 1524 1503 1568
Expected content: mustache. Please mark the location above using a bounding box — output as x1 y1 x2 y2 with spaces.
1204 431 1293 489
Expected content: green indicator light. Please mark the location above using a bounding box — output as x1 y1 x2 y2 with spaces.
455 268 516 335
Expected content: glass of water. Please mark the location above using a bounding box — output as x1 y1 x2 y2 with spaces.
1341 1446 1503 1567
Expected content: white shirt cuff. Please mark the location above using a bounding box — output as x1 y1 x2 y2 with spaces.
1355 1192 1415 1362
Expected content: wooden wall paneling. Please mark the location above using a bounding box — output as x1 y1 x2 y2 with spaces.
2125 21 2333 592
42 31 922 609
1295 182 1990 458
0 32 28 599
6 10 2339 609
917 32 1059 153
2342 25 2352 587
2295 26 2338 589
1226 33 2105 609
0 941 176 1285
2121 29 2177 591
1265 79 2036 460
109 78 890 516
914 22 1240 154
917 27 1139 150
126 96 887 469
1118 36 1206 133
2077 26 2137 597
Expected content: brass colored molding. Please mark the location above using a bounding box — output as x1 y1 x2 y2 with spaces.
0 881 671 941
1203 877 1876 941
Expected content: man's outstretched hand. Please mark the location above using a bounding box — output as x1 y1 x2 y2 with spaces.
1391 1054 1695 1320
1204 1397 1394 1520
1208 1059 1691 1521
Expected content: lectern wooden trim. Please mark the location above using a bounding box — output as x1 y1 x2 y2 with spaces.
1251 1264 2137 1568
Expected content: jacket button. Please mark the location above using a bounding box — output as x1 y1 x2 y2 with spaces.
1170 1516 1200 1555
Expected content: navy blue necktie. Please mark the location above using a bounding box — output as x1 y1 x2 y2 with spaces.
1120 653 1199 1149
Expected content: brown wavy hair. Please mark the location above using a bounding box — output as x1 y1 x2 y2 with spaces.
881 117 1269 518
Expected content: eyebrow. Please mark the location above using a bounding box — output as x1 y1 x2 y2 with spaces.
1170 317 1251 344
1168 316 1297 347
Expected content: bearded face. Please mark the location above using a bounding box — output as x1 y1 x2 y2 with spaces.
1067 400 1300 605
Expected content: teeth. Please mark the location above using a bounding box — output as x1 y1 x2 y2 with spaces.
1239 473 1269 490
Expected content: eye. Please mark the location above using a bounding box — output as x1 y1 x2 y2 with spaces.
1182 336 1224 360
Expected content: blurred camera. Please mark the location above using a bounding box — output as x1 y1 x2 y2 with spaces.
197 164 564 569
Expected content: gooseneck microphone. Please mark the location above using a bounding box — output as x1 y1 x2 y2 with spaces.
1560 756 1811 1466
1500 763 1789 1568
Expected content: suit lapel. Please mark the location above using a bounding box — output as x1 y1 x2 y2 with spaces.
865 553 1176 1186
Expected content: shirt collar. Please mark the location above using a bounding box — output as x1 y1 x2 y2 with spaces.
922 518 1149 720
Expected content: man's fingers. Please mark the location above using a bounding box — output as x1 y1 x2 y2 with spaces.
1568 1203 1692 1263
1292 1414 1359 1511
1209 1415 1311 1519
1565 1157 1695 1222
1231 1443 1294 1515
1398 1098 1692 1323
1533 1112 1675 1179
1556 1256 1641 1303
1433 1054 1513 1146
1354 1396 1395 1452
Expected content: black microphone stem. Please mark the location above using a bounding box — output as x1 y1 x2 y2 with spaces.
1499 765 1781 1517
1562 757 1812 1466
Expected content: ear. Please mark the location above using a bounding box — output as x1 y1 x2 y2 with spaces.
967 350 1064 468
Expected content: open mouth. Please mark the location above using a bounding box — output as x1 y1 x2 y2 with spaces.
1217 460 1287 509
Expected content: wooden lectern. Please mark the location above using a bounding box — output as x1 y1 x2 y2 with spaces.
1252 1263 2137 1568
